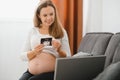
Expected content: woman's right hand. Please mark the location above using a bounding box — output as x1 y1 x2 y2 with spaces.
28 44 44 60
33 44 44 55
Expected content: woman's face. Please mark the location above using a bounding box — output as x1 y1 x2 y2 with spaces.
39 6 55 27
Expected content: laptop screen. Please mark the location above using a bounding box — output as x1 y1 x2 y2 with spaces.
54 55 106 80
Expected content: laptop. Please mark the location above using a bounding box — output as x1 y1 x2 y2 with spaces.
54 55 106 80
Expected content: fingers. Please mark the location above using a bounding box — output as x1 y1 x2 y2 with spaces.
34 44 44 54
35 44 44 49
52 40 61 50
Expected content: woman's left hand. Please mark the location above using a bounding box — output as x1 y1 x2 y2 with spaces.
52 39 66 57
52 39 61 50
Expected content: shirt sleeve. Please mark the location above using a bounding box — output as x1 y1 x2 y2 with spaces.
20 29 32 61
61 29 71 57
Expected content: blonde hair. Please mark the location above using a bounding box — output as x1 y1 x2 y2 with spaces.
33 0 64 39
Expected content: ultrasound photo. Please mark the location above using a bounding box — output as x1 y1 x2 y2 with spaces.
40 37 52 46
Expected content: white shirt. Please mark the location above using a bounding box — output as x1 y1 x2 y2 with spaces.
20 27 71 61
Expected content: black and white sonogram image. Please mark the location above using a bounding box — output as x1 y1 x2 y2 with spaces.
40 37 52 46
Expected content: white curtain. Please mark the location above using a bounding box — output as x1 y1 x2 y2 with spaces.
83 0 103 36
83 0 120 36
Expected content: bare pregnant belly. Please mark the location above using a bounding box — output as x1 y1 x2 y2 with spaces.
28 52 56 75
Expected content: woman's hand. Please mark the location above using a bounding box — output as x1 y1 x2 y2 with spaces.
52 39 61 51
27 44 44 60
33 44 44 55
52 40 66 57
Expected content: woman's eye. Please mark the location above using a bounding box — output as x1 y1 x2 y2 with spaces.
43 14 47 17
50 13 53 16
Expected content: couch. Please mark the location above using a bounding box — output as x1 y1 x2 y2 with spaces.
76 32 120 80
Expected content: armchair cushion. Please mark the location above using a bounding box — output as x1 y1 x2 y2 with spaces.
93 61 120 80
78 32 113 55
104 33 120 68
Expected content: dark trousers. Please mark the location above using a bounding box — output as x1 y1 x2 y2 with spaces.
19 70 54 80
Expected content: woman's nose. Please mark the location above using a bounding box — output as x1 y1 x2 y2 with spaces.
47 16 51 20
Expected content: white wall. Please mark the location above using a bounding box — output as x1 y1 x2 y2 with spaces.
0 0 39 80
102 0 120 33
0 20 32 80
0 0 39 20
83 0 120 36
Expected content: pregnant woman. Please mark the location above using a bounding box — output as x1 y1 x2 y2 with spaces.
19 1 71 80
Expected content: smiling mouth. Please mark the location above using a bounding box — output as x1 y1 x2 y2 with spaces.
46 21 52 24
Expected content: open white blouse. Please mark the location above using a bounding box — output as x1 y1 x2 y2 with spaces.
20 27 71 61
